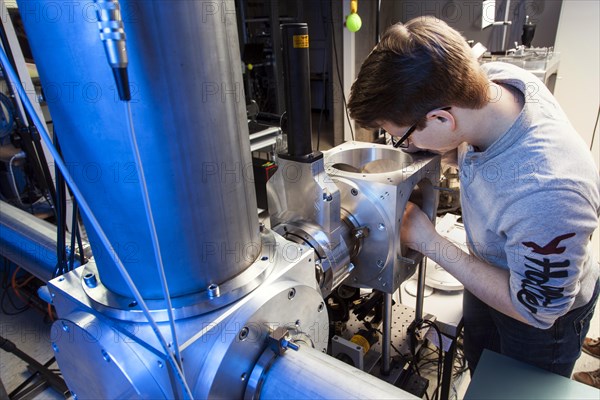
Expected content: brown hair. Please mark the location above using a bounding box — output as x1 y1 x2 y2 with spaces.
348 16 489 130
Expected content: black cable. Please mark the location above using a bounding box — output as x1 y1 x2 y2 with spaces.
419 320 444 400
75 209 85 266
329 0 355 141
53 131 67 277
68 201 78 271
375 326 432 400
0 259 30 315
590 107 599 152
405 318 447 400
376 0 381 43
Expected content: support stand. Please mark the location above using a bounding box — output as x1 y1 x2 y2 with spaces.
0 335 68 399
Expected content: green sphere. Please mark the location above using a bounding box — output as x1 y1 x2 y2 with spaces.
346 13 362 32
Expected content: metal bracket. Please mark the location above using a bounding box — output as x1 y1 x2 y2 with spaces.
244 327 300 399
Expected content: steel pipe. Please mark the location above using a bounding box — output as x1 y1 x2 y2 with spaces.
257 345 417 399
0 201 89 282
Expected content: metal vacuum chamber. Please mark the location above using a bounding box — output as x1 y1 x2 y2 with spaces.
1 1 438 398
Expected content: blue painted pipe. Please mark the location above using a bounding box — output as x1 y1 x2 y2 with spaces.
16 0 260 299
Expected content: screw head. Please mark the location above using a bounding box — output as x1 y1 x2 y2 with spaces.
239 326 250 341
288 288 296 300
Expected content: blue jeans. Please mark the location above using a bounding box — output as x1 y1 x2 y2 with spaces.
463 279 599 378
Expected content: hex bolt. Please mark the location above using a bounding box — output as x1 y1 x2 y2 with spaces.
322 192 333 202
207 283 220 299
285 340 300 351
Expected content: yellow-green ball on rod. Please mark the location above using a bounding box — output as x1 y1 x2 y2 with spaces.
346 13 362 32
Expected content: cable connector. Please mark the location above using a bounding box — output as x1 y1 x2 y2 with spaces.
93 0 131 101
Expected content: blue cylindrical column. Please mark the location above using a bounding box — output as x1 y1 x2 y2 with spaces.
17 0 260 299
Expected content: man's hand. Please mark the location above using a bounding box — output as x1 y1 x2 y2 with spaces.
400 202 438 250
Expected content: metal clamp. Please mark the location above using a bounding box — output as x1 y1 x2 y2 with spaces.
244 327 300 400
267 327 300 355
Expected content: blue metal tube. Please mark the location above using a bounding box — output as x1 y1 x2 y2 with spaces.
0 201 92 281
0 201 87 282
15 0 260 300
0 37 194 400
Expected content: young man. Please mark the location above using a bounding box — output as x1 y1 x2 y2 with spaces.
348 16 600 377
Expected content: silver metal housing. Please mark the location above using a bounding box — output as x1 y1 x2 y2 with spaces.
267 141 440 295
48 231 329 399
325 142 441 293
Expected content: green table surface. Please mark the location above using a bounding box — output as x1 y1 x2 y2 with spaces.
465 350 600 399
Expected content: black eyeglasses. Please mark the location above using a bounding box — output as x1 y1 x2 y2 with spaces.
391 107 451 148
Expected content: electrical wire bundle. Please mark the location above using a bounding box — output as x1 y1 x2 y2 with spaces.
0 260 55 322
52 131 86 279
403 318 446 400
402 320 469 400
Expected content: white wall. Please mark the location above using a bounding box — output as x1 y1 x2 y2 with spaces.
553 1 599 265
554 0 599 167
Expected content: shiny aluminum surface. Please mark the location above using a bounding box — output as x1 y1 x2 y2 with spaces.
324 141 441 293
258 345 418 399
48 231 329 399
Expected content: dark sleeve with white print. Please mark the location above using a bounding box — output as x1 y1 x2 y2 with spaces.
499 189 598 329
